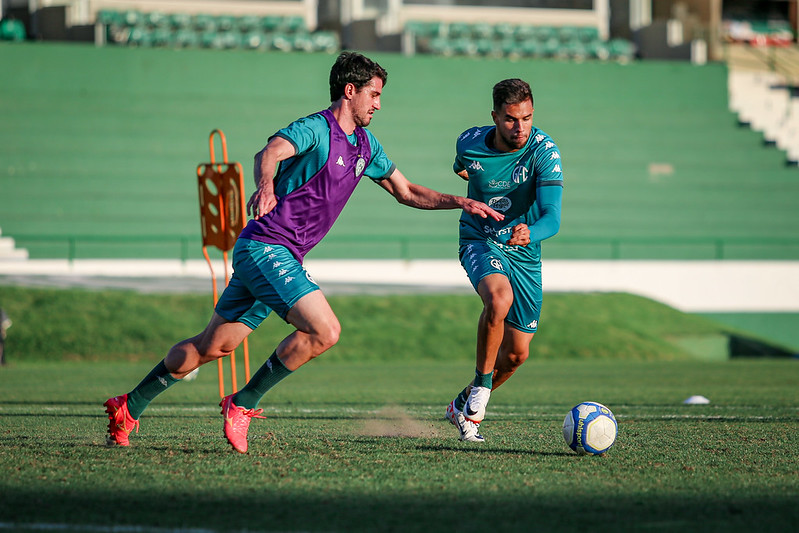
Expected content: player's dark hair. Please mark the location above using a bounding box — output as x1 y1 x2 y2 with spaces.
492 78 533 111
329 51 388 102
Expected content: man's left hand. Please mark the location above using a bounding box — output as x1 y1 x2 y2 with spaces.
463 199 504 221
507 224 531 246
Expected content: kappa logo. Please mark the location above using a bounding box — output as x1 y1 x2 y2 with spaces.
267 253 276 260
550 152 560 160
469 160 484 172
527 320 538 329
552 164 562 173
278 268 288 277
263 246 273 254
284 276 295 285
535 134 545 143
545 141 555 149
273 261 282 268
336 155 345 167
158 376 168 387
471 128 483 139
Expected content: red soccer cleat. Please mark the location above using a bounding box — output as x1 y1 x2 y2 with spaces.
103 394 139 446
220 395 265 454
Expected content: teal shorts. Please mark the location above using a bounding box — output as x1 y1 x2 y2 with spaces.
214 239 319 329
459 240 542 333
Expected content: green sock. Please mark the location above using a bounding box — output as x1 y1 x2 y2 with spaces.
126 360 180 420
454 387 470 411
474 368 493 389
232 352 293 409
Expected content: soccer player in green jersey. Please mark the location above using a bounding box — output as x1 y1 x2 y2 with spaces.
445 78 563 442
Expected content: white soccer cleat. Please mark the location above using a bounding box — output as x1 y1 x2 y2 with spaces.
463 386 491 423
445 399 484 443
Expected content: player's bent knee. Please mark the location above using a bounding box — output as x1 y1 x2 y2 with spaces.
507 350 529 368
317 323 341 351
485 291 513 320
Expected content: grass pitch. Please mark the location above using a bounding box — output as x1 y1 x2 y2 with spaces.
1 359 797 533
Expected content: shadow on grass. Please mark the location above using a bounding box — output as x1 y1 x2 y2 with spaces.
0 487 796 533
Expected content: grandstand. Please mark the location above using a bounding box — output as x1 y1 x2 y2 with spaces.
0 0 798 263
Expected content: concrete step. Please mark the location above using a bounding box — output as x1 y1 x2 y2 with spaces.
0 230 30 261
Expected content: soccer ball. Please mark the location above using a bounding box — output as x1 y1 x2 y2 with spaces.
562 401 617 455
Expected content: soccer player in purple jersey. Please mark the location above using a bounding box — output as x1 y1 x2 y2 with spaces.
103 52 503 453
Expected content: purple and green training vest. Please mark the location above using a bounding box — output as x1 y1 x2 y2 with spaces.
238 109 372 262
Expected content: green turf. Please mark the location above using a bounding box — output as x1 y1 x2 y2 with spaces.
0 359 797 532
1 43 798 260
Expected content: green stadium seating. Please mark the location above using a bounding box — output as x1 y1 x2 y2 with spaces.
0 18 26 42
168 13 192 29
94 9 336 54
238 15 260 33
403 20 632 63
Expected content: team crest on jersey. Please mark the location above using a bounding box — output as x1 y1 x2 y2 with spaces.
355 155 366 178
488 196 511 212
490 258 504 271
512 165 529 184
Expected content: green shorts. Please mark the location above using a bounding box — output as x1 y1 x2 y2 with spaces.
459 240 542 333
214 239 319 329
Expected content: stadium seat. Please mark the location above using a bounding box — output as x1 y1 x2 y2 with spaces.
577 26 600 43
168 13 192 29
238 15 260 33
269 32 293 52
291 32 314 52
215 15 236 32
127 26 153 47
493 23 515 41
513 25 536 42
96 10 122 26
0 18 26 42
200 30 224 49
311 31 339 53
557 26 579 43
151 27 173 47
260 15 282 32
428 36 453 56
194 14 216 31
173 28 199 48
143 11 168 28
472 22 493 40
451 37 478 56
608 39 635 61
475 38 500 57
241 31 265 50
447 22 471 39
122 10 142 27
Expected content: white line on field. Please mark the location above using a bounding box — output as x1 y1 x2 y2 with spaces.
0 523 319 533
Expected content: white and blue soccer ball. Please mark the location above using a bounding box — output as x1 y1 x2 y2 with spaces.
562 401 617 455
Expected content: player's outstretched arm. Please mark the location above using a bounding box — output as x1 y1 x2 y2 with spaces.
378 169 504 221
248 136 296 220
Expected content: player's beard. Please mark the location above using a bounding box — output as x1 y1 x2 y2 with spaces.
501 130 529 150
354 109 374 128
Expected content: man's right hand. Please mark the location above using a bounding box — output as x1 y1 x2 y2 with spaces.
247 189 278 220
